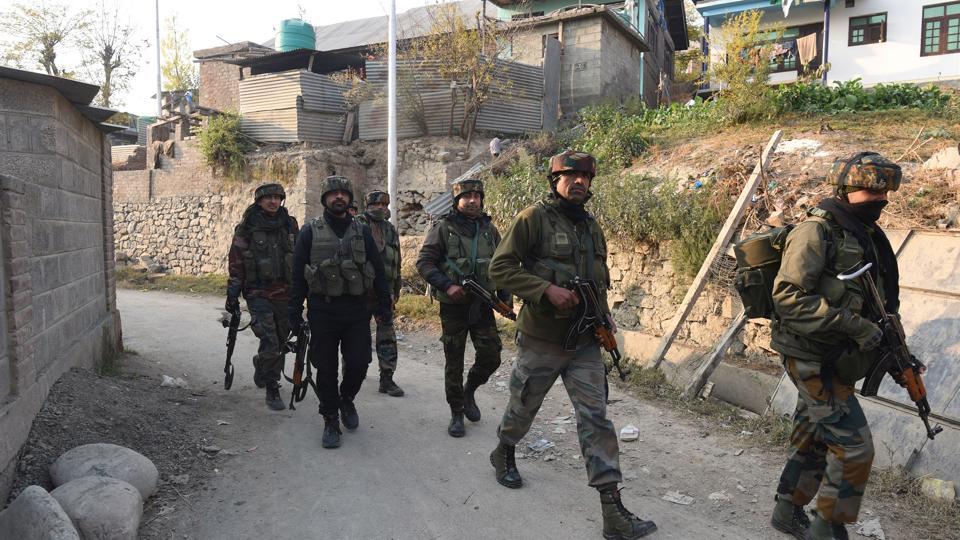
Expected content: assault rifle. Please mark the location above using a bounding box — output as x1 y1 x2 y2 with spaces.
462 278 516 320
563 277 629 381
284 322 315 410
838 263 943 440
219 307 242 390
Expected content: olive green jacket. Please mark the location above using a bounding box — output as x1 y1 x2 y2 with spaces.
489 199 610 345
771 213 891 383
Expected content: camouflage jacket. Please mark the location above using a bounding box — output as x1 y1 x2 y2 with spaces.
489 198 610 345
416 211 504 305
356 212 402 300
226 206 299 301
771 208 893 383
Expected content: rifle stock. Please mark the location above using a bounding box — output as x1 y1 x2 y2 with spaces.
462 278 517 320
221 308 241 390
286 322 312 410
566 277 629 381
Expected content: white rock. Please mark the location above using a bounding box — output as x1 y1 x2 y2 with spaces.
51 477 143 540
662 491 694 505
619 424 640 442
0 485 79 540
855 518 886 540
50 443 159 499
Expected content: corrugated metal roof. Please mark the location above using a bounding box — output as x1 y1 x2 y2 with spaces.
238 70 349 145
228 48 364 75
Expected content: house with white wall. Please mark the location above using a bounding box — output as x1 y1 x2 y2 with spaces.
693 0 960 87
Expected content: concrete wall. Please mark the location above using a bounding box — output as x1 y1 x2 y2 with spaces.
0 78 122 502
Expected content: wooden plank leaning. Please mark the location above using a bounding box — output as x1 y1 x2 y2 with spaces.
649 129 783 370
681 310 749 400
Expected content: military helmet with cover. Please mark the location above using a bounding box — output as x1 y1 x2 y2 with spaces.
254 182 286 201
452 178 484 200
548 150 596 181
365 190 390 206
320 175 354 206
827 152 902 193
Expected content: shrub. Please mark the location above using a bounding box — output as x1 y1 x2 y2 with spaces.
198 112 254 179
708 10 778 124
775 78 951 114
571 104 648 170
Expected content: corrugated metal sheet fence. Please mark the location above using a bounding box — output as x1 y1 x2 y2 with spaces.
239 70 348 145
358 59 544 141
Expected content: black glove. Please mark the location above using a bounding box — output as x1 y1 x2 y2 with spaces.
225 295 240 313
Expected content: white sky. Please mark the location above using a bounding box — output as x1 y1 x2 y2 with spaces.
1 0 444 116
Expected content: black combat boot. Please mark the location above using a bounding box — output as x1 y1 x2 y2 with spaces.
448 410 465 438
463 382 481 422
264 385 285 411
805 513 849 540
379 370 405 397
322 415 342 449
340 398 359 430
489 442 523 489
771 494 811 539
599 484 658 540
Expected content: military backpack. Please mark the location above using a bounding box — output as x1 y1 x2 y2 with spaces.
732 225 794 320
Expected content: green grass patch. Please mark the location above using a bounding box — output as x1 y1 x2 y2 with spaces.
867 466 960 539
395 294 439 323
116 267 227 296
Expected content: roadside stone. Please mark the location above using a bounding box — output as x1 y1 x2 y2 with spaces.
0 485 79 540
50 443 159 500
51 477 143 540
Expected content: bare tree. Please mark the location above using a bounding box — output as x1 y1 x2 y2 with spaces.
0 1 91 76
161 14 199 91
78 1 145 108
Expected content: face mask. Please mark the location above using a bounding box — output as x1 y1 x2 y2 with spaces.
849 199 888 223
368 208 389 221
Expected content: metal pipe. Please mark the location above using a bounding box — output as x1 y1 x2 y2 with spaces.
701 17 710 92
155 0 162 116
822 0 831 84
388 0 398 228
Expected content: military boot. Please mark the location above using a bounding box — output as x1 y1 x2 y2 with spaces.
463 382 481 422
805 514 849 540
340 398 360 431
448 411 465 438
489 442 522 489
379 370 405 397
264 385 285 411
322 415 342 449
599 485 658 540
771 494 810 539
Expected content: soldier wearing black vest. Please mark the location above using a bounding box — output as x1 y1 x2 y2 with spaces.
226 183 299 411
288 176 393 449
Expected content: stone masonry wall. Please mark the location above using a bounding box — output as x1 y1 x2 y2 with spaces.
199 61 243 112
0 78 122 502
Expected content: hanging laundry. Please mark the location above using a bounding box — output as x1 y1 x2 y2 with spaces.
797 33 819 66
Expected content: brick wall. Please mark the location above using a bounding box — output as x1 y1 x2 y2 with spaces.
199 61 243 112
600 19 642 106
0 78 121 502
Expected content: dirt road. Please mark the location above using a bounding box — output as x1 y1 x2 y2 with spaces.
118 289 874 539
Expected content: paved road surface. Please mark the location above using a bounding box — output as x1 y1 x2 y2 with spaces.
119 289 793 540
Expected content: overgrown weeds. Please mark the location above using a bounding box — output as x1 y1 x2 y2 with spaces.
198 112 254 180
775 78 952 115
868 465 960 539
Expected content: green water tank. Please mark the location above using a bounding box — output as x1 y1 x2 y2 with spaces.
276 19 315 52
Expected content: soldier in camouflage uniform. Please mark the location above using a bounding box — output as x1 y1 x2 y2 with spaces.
416 178 507 438
288 176 393 449
488 150 657 540
770 152 904 540
355 190 404 397
226 183 300 411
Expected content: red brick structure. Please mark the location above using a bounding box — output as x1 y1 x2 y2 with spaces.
194 42 272 112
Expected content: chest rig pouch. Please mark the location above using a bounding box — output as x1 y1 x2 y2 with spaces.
808 211 868 315
241 224 294 287
439 219 497 291
306 218 374 297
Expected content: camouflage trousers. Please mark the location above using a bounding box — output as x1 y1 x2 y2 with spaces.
776 356 875 524
439 302 502 412
247 297 289 389
374 316 398 372
498 332 622 487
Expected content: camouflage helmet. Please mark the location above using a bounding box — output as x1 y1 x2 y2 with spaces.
452 178 484 200
827 152 902 193
549 150 596 180
254 182 286 201
320 175 354 206
365 190 390 206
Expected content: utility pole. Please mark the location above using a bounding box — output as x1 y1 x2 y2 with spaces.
155 0 162 117
387 0 398 229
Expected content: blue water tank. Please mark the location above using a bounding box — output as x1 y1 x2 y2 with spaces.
276 19 316 52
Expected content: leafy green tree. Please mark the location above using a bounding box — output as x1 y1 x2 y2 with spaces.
161 14 199 91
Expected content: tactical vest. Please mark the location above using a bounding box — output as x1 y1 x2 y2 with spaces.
305 218 374 297
240 221 295 288
356 214 400 285
433 216 498 303
773 207 887 383
526 201 608 318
